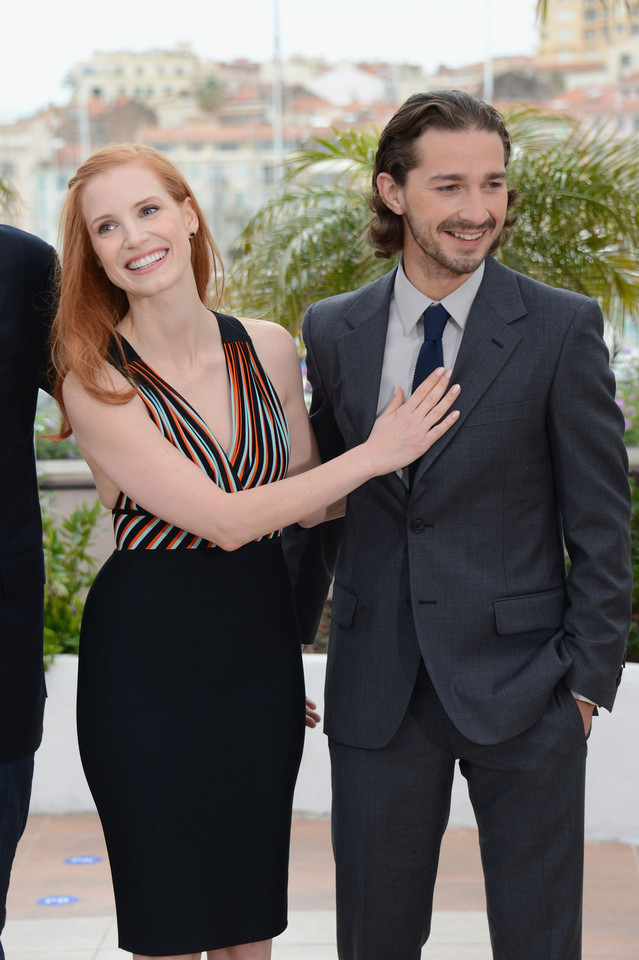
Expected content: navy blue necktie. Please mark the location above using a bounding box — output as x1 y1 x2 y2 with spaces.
408 303 449 485
411 302 449 394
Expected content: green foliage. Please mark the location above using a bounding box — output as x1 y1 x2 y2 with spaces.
41 496 103 662
227 112 639 339
0 175 17 215
614 353 639 446
35 405 82 460
502 110 639 329
196 74 225 112
226 128 396 334
627 475 639 662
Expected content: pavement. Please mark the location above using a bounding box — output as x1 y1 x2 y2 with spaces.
3 813 639 959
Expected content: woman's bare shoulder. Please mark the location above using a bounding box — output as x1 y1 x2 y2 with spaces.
237 315 295 346
236 316 301 402
62 360 132 401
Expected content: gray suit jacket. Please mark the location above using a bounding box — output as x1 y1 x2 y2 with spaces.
288 257 631 748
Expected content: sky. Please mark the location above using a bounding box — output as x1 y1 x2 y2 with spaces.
1 0 539 122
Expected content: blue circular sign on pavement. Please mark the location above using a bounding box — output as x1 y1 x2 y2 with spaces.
64 855 103 865
37 895 79 906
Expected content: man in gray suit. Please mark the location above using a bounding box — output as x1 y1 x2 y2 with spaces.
284 91 632 960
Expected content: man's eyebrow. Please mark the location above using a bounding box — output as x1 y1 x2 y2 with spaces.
428 172 507 183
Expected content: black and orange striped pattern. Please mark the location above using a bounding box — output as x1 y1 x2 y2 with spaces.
112 313 290 550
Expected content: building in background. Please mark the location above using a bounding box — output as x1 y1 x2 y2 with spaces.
0 47 434 258
537 0 639 67
5 25 639 263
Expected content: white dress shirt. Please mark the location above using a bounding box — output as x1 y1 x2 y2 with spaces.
377 259 484 416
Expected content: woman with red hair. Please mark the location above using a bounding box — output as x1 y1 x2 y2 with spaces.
51 143 459 960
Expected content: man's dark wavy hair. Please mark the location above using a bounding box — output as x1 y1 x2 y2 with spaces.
368 89 518 259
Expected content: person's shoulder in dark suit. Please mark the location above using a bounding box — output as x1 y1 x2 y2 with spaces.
485 256 600 314
0 223 59 393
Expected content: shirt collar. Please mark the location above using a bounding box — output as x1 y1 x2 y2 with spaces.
393 259 485 334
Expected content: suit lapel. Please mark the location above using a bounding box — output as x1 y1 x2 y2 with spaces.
336 269 396 441
335 268 409 501
412 258 526 484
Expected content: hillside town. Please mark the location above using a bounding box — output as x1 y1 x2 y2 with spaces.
2 0 639 260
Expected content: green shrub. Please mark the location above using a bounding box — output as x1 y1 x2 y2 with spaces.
615 352 639 446
41 495 103 662
35 399 82 460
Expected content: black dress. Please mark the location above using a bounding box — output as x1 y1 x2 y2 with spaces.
77 313 305 955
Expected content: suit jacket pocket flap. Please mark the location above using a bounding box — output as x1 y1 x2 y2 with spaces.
331 584 358 628
0 550 45 596
465 399 534 427
493 587 564 636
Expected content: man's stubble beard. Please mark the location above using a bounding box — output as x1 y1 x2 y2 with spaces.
404 208 504 279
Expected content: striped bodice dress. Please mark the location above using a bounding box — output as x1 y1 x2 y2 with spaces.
76 313 306 956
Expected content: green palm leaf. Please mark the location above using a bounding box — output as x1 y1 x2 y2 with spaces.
227 111 639 339
0 175 17 215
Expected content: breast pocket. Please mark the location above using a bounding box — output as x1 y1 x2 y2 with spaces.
465 399 535 428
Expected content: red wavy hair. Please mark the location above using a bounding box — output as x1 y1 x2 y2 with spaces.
51 143 224 437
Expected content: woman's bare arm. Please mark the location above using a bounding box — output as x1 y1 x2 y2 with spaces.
62 332 459 551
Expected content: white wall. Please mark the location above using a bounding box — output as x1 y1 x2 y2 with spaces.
31 655 639 843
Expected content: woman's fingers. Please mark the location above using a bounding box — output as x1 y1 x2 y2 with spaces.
401 368 452 418
410 367 452 409
385 385 405 415
424 407 460 446
423 382 461 425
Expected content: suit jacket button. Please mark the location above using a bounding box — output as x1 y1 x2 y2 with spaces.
410 519 426 534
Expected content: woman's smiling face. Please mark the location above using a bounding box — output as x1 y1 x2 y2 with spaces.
82 160 198 303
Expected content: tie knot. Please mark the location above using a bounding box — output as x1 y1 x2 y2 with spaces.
423 303 449 341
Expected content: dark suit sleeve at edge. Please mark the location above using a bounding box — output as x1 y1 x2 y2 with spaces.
548 297 632 710
35 244 59 396
282 301 346 646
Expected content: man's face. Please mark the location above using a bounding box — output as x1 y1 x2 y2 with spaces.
378 127 509 293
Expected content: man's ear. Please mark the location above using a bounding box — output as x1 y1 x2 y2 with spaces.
376 173 404 215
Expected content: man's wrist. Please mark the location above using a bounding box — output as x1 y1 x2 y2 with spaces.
571 690 597 706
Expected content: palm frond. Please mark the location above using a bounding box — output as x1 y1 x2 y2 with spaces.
227 112 639 338
0 176 17 215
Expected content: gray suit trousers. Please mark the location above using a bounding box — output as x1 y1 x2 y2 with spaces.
330 663 587 960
